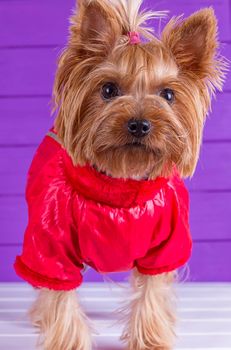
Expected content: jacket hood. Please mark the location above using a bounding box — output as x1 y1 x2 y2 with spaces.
62 151 169 208
48 129 171 208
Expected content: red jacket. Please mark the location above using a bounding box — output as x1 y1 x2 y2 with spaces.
14 130 192 291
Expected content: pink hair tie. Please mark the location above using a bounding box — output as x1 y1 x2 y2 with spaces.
128 31 141 45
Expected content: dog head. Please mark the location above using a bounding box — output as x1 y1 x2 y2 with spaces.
53 0 226 179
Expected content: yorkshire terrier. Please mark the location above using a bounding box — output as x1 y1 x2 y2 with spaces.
14 0 226 349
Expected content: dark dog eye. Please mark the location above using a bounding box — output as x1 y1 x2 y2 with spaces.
101 83 120 100
160 88 175 103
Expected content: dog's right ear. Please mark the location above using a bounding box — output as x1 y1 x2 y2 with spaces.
70 0 122 58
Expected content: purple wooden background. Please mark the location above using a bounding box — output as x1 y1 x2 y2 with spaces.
0 0 231 283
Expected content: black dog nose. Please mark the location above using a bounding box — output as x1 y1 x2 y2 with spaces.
127 119 151 138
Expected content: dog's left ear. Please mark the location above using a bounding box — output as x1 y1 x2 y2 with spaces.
162 8 225 90
70 0 121 57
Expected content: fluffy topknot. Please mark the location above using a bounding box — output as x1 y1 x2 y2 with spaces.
72 0 167 46
108 0 167 41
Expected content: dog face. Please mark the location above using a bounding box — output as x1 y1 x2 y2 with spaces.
53 0 226 179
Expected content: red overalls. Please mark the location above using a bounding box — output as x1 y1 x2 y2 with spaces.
14 130 192 291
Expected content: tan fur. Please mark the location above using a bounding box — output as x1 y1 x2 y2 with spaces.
30 289 92 350
120 269 177 350
30 1 227 349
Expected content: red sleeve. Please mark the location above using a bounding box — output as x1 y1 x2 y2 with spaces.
135 174 192 275
14 137 84 291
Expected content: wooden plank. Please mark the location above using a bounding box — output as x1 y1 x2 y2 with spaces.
1 318 231 340
1 318 231 335
1 282 231 303
3 282 231 293
1 294 231 311
0 44 230 97
185 142 231 191
1 282 231 298
1 242 231 282
0 197 27 245
0 0 73 47
0 48 57 97
0 143 231 195
190 192 231 241
0 0 230 47
189 242 231 282
0 97 53 145
0 333 230 350
0 192 230 244
204 92 231 141
0 337 36 350
0 335 230 350
1 305 231 324
1 92 231 145
0 147 35 196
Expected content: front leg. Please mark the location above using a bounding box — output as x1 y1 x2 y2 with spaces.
121 268 177 350
29 288 92 350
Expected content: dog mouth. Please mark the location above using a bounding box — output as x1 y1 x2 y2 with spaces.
124 141 146 148
92 142 162 180
116 140 151 151
123 142 161 156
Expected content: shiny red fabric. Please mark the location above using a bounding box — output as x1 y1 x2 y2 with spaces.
14 131 192 291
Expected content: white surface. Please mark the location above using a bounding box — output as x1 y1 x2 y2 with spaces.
0 282 231 349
